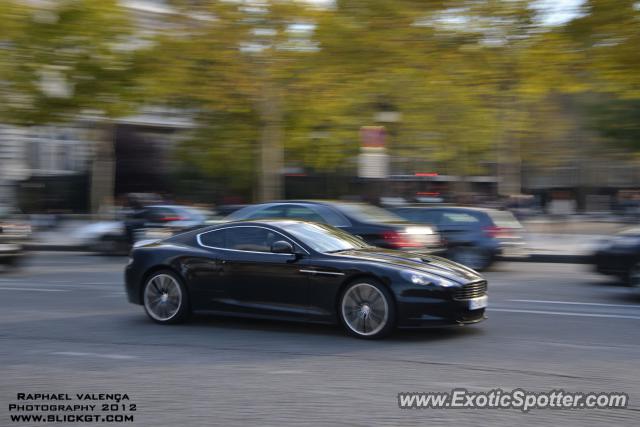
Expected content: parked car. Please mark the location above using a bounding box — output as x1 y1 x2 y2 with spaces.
390 206 527 270
76 205 212 254
0 206 31 269
125 219 487 338
225 201 443 253
593 227 640 287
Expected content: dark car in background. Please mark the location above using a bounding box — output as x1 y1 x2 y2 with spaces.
0 206 31 269
593 227 640 287
225 201 443 253
390 206 527 270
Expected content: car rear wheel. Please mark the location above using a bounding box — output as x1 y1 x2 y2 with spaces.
627 261 640 288
339 281 395 339
143 270 190 324
91 235 129 255
451 246 491 271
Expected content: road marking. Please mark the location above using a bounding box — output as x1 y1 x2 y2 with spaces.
83 282 121 286
0 283 118 289
0 287 68 292
491 308 640 320
510 299 640 308
51 352 137 360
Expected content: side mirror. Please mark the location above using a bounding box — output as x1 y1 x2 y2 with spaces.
271 240 294 254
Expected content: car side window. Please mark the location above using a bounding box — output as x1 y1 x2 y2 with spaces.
440 211 480 226
226 227 284 253
246 205 285 219
285 205 326 223
395 209 422 222
199 229 226 248
314 205 351 227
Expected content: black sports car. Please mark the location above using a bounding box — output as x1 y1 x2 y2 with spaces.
125 220 488 339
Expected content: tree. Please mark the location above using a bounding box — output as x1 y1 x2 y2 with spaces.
0 0 143 212
140 0 322 201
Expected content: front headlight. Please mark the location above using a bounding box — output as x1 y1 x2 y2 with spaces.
405 226 434 235
400 270 457 287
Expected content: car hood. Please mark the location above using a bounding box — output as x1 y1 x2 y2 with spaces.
330 247 483 283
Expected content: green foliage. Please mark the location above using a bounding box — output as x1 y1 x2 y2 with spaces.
2 0 640 196
586 97 640 151
0 0 141 125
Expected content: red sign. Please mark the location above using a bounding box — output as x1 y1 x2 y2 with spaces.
359 126 386 148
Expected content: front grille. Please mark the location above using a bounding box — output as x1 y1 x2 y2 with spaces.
454 281 487 300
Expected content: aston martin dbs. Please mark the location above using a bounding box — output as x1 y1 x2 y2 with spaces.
125 220 488 338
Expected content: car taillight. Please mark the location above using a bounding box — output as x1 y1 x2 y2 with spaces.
160 216 184 222
382 231 423 248
483 226 514 238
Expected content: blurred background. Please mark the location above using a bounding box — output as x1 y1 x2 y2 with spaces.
2 4 640 424
1 0 640 252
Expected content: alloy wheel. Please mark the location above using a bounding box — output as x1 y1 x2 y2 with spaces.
144 273 183 322
341 283 389 337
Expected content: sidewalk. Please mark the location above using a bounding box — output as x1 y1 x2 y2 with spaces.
511 233 603 264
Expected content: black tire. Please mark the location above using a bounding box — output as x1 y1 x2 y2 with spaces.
91 235 129 256
627 261 640 288
450 246 492 271
338 279 395 339
3 255 24 271
142 270 191 324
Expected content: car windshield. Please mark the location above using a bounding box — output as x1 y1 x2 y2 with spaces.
279 222 370 253
334 203 404 223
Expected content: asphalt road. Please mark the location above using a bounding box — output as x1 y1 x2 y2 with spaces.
1 253 639 426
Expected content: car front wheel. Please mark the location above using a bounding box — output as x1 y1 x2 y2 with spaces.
143 270 190 324
339 280 395 339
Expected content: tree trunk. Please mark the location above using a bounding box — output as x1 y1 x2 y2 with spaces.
90 123 116 218
257 77 284 202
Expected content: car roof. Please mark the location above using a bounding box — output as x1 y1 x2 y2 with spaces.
146 204 193 209
394 205 499 213
260 200 364 206
166 219 320 246
212 218 317 228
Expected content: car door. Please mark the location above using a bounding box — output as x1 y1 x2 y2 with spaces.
437 210 481 247
186 228 233 311
222 226 310 319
